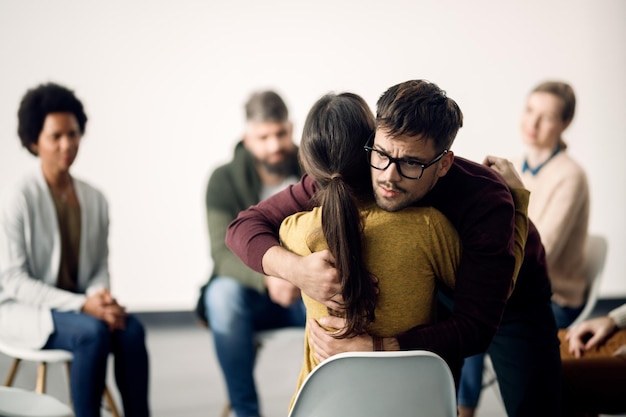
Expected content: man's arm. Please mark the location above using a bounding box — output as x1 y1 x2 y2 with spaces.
226 175 343 307
226 174 316 271
395 158 523 362
307 167 530 363
227 159 525 363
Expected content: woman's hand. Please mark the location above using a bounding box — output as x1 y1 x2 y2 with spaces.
566 315 618 358
483 155 525 189
82 289 127 331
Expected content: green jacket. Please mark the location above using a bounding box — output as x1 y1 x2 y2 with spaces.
205 140 302 292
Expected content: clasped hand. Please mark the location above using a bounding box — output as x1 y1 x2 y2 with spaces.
82 289 127 331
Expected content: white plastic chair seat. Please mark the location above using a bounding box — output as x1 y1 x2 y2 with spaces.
0 340 73 364
0 386 74 417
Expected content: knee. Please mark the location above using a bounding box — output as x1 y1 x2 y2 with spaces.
204 277 248 329
122 315 147 343
205 277 245 313
75 315 111 351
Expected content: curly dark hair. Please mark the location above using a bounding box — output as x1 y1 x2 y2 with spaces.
17 82 88 156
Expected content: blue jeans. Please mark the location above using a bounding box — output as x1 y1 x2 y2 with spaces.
204 276 306 417
43 310 150 417
457 300 579 410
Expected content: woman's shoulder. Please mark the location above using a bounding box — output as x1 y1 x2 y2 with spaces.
1 170 44 202
364 204 452 229
72 177 108 203
552 151 588 176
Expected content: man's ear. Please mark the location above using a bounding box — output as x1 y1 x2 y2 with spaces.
436 150 455 178
29 143 38 155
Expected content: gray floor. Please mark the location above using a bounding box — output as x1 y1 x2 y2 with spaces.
1 299 625 417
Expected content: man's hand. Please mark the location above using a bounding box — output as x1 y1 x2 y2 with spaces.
308 317 373 362
263 246 343 310
566 315 618 358
483 155 525 189
264 275 301 307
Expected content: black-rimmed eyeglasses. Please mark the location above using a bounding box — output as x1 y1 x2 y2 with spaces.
363 146 448 180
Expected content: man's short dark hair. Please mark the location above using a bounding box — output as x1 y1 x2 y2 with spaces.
245 90 289 123
17 82 88 156
376 80 463 152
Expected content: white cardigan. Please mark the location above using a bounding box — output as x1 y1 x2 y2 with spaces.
0 169 110 348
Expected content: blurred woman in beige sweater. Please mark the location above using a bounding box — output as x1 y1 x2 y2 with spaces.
515 81 590 325
458 81 590 417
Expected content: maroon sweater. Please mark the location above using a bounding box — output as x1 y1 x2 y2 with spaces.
226 156 551 363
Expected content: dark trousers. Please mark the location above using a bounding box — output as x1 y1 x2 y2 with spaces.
440 291 562 417
488 301 562 417
44 311 150 417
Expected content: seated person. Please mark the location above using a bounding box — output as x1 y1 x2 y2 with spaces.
0 82 150 417
197 90 305 417
458 80 589 417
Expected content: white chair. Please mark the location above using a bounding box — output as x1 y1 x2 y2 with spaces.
287 350 457 417
220 327 304 417
568 233 608 328
0 386 74 417
0 340 120 417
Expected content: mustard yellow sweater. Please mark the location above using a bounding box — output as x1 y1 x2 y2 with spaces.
279 202 461 404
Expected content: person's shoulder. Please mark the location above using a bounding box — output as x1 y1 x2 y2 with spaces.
207 143 248 183
552 151 588 178
279 208 322 245
444 156 511 198
73 176 105 196
282 207 321 227
1 170 42 202
451 156 503 181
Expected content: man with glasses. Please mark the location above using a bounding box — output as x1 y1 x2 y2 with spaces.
226 80 561 416
195 90 306 417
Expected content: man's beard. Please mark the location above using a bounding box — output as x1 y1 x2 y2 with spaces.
258 150 297 176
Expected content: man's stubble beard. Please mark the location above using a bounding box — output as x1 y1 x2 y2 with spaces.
258 149 298 177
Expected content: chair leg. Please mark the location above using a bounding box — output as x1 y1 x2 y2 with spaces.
221 402 231 417
4 358 21 386
65 362 73 406
103 386 122 417
35 362 47 394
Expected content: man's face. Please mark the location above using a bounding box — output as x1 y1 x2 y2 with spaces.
243 121 296 175
370 128 453 212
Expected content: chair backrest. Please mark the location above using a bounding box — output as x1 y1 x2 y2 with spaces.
568 233 608 328
287 350 457 417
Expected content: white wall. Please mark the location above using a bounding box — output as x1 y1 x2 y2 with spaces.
1 0 624 311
